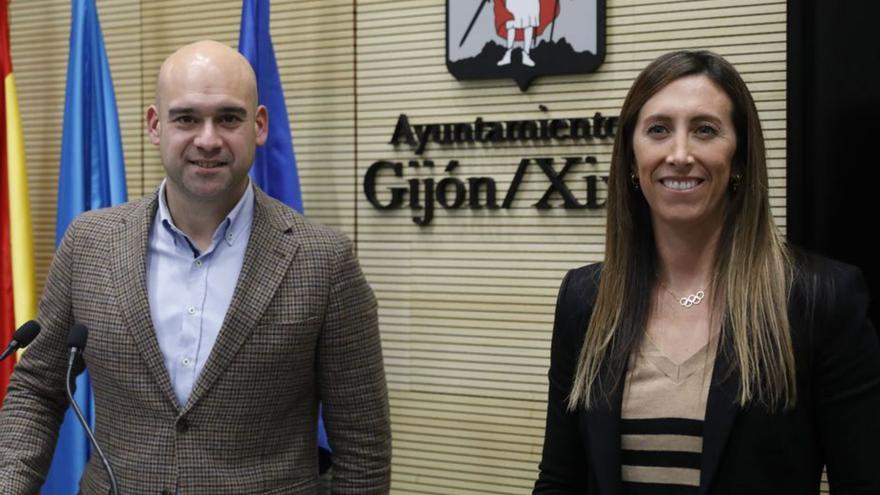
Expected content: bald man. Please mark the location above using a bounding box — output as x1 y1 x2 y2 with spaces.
0 41 391 494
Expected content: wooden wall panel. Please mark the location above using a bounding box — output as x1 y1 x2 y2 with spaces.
10 1 793 493
355 1 787 493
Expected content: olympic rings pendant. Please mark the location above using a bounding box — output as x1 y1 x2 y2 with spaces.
679 290 705 308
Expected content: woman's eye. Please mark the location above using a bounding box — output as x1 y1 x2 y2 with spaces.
646 124 668 136
695 124 719 137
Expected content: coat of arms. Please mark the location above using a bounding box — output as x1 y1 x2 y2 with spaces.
447 0 605 91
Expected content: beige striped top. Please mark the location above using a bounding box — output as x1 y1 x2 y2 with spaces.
619 332 719 495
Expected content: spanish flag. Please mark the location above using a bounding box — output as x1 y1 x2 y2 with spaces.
0 1 36 404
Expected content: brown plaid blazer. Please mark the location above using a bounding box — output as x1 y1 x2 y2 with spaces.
0 187 391 494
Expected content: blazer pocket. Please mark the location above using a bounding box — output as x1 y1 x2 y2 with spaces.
259 476 318 494
252 314 322 342
244 315 323 374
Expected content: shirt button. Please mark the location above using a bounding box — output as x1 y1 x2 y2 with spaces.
182 358 192 366
187 306 196 315
226 233 233 241
195 260 202 267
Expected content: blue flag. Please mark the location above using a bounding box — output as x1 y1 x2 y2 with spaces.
44 1 126 493
238 0 303 213
238 0 328 467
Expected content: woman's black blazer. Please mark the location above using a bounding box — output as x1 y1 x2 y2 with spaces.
533 254 880 495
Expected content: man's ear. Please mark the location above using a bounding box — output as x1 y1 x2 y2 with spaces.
146 105 161 145
255 105 268 146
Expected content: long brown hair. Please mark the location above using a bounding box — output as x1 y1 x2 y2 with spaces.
567 51 795 411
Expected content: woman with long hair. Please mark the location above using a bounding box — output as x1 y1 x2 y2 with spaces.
533 50 880 494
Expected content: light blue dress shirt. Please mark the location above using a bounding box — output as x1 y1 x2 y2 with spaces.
146 180 254 408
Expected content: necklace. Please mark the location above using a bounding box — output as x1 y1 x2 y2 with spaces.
657 280 705 309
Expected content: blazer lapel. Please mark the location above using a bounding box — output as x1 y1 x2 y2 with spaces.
584 368 625 495
112 193 180 409
698 335 740 495
182 191 300 413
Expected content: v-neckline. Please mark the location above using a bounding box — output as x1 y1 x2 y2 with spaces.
642 332 718 384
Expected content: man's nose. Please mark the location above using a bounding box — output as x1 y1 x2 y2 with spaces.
193 121 222 151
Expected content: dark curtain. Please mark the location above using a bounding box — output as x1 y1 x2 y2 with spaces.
787 0 880 327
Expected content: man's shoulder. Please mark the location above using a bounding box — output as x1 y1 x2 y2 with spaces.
255 189 352 250
65 195 155 237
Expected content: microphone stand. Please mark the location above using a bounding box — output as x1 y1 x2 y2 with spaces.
66 350 120 495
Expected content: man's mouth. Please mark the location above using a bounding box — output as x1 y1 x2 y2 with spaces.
189 160 227 169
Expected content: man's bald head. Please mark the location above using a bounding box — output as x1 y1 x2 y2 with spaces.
146 40 268 211
155 40 258 110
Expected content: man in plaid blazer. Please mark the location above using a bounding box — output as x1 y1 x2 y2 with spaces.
0 41 391 494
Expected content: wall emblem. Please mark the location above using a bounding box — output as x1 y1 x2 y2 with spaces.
447 0 605 91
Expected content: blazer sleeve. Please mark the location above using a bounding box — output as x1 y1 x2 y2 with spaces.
812 263 880 494
317 233 391 495
0 221 78 493
533 269 590 494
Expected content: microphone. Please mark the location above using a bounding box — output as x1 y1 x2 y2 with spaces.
0 320 41 361
66 323 120 495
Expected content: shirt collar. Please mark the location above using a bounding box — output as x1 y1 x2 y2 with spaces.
157 179 255 250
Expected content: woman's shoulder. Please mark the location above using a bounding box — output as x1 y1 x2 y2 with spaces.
567 262 604 282
788 246 871 335
553 263 604 327
789 247 868 302
559 262 604 300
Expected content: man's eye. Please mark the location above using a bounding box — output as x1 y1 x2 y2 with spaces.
174 116 196 125
219 115 243 125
